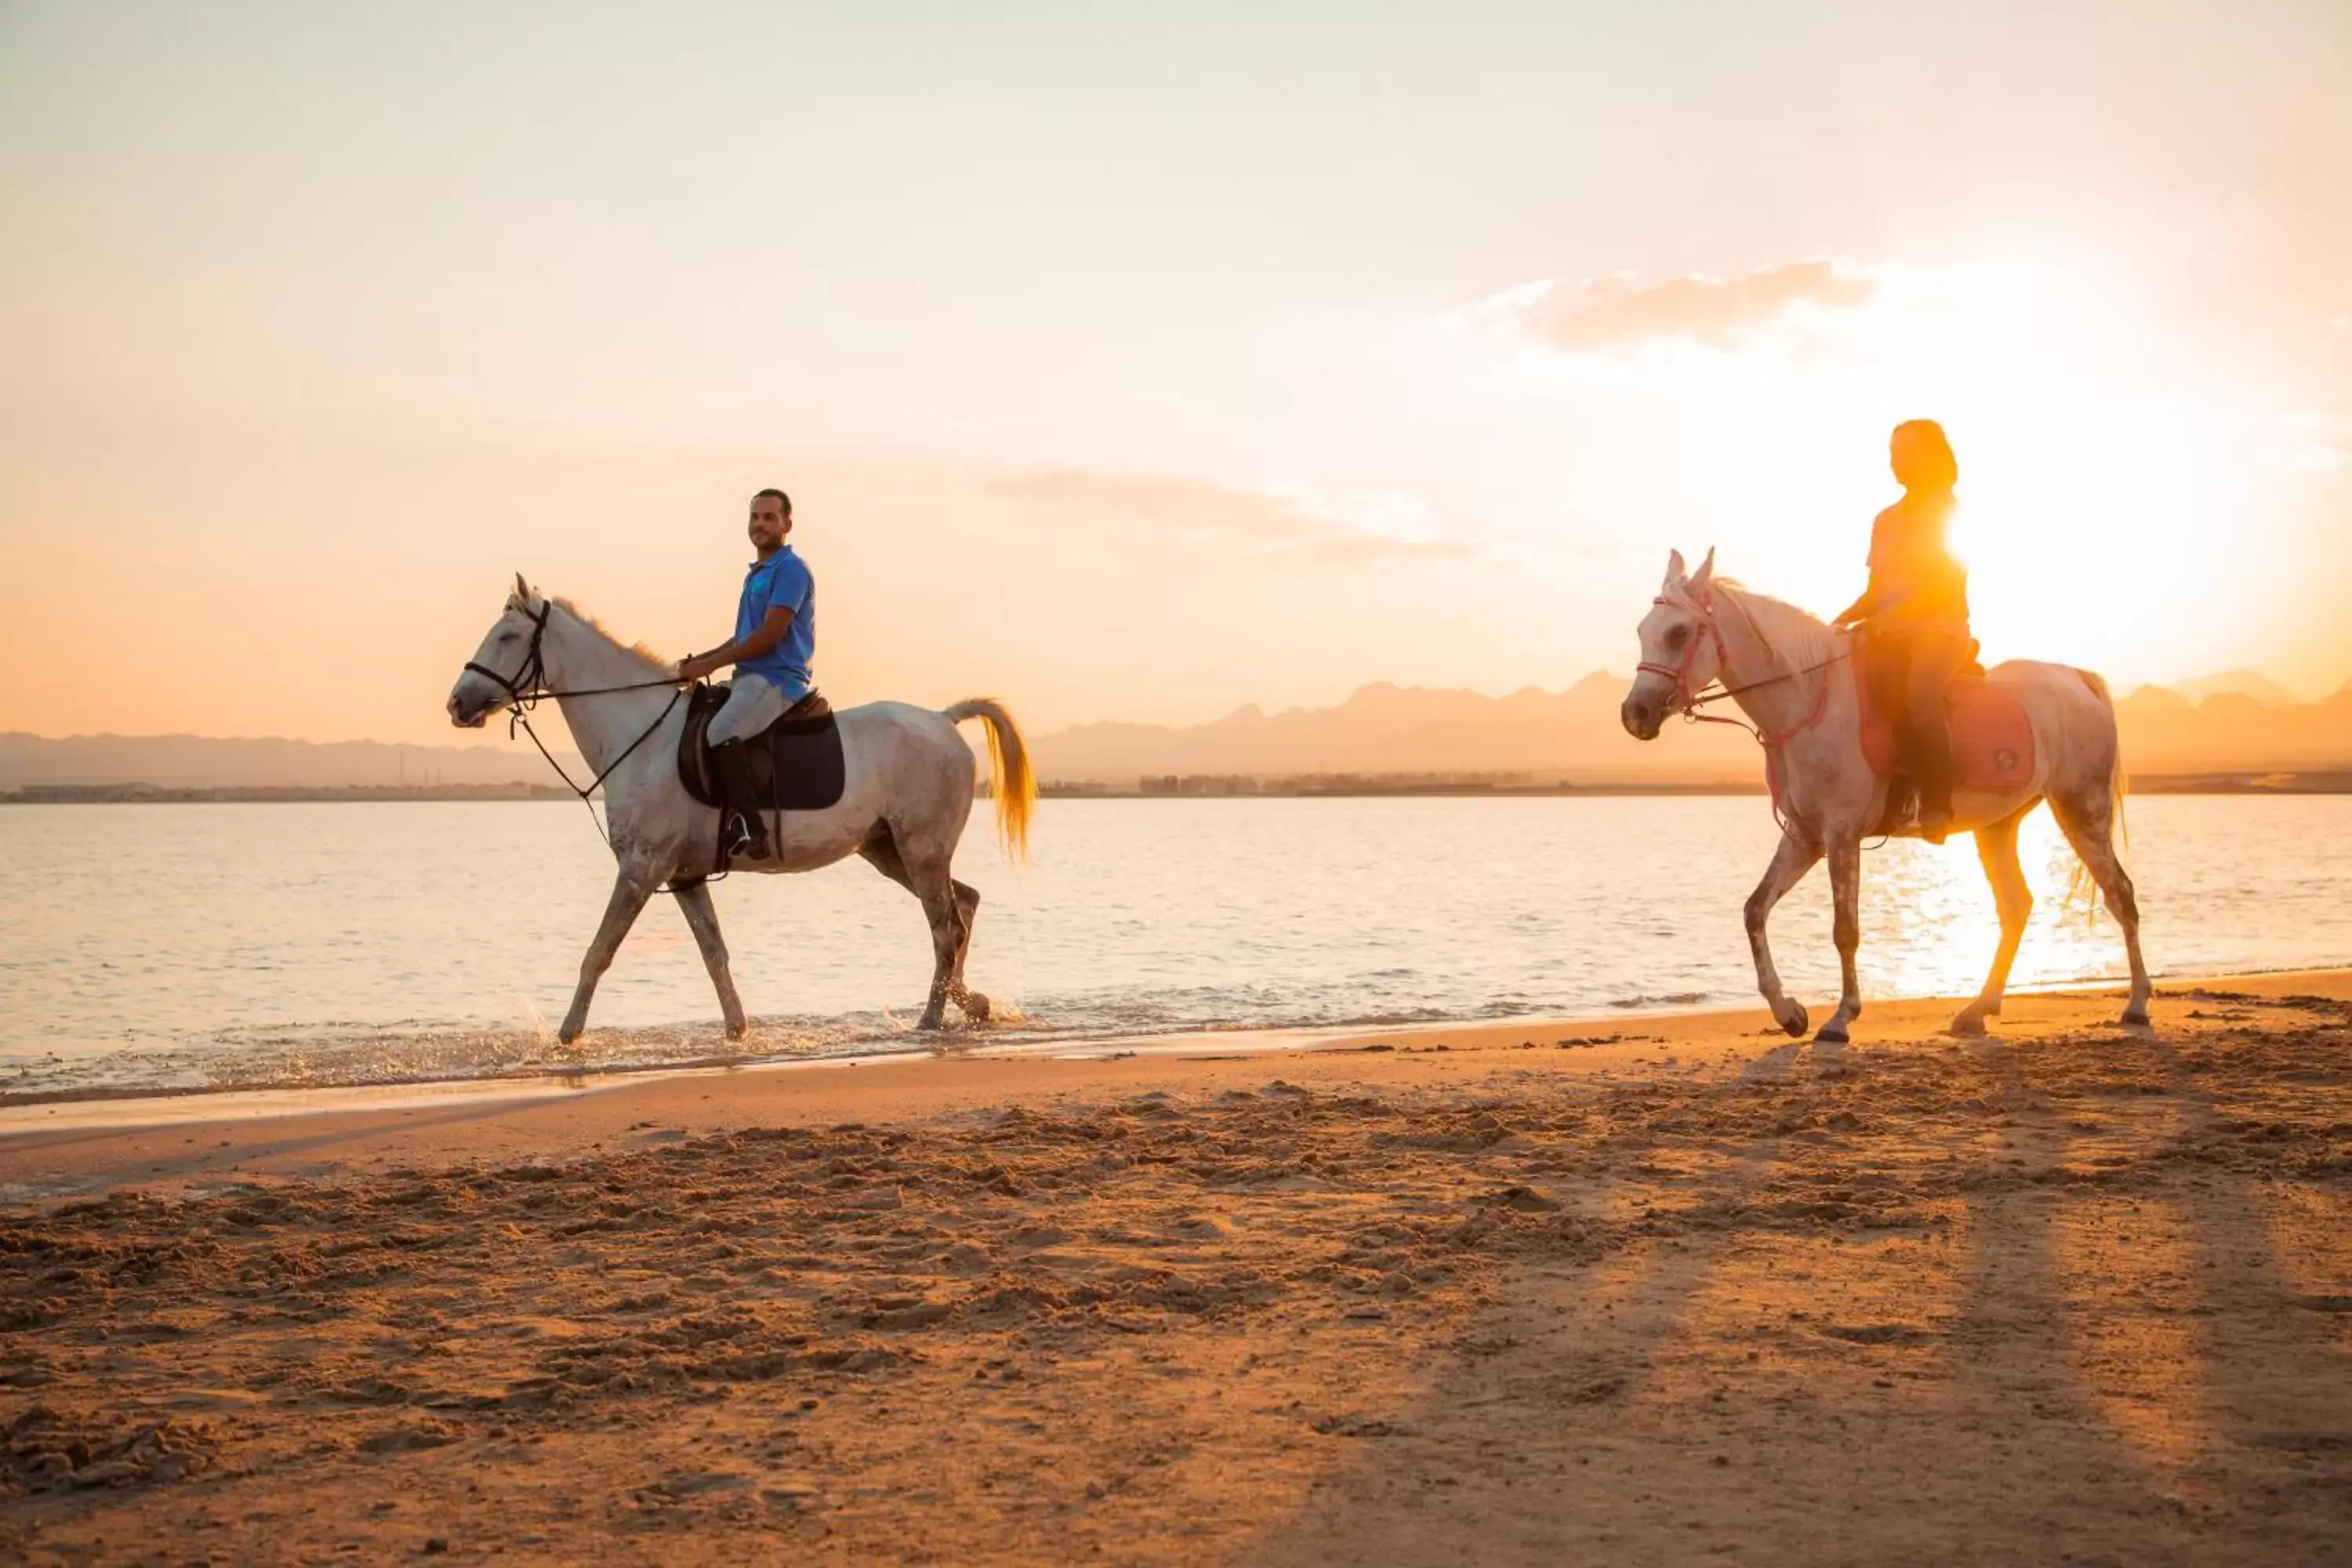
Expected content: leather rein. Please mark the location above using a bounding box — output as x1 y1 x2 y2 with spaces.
463 601 688 820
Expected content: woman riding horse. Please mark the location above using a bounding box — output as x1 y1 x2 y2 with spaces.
1832 419 1970 844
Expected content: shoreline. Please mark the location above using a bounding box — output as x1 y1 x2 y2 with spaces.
0 1011 1688 1147
6 967 2345 1209
0 960 2332 1134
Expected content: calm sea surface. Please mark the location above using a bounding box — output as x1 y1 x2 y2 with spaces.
3 797 2347 1099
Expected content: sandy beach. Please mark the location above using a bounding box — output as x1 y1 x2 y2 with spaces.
3 975 2348 1564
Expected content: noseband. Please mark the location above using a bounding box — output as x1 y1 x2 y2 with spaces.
1636 592 1726 717
463 601 556 710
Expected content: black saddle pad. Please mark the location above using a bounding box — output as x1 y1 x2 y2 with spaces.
678 684 847 812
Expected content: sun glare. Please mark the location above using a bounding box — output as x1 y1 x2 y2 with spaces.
1678 259 2275 687
1951 408 2228 667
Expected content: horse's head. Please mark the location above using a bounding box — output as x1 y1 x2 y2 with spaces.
447 573 550 728
1622 547 1720 741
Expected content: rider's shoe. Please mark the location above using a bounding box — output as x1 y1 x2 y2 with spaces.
712 739 774 862
724 810 771 862
1919 808 1953 846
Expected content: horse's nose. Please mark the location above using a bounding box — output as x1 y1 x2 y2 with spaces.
1621 696 1656 739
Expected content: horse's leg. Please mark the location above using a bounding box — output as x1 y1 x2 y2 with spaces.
858 823 913 891
1746 831 1823 1038
912 854 969 1031
2049 787 2152 1026
1815 833 1864 1047
559 860 662 1044
860 828 977 1029
1952 806 2035 1037
949 879 987 1020
672 880 748 1040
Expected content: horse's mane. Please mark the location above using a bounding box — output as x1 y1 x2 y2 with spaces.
1712 578 1841 675
539 594 669 670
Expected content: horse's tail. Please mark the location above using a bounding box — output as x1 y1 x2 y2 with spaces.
2065 669 2129 916
946 699 1035 859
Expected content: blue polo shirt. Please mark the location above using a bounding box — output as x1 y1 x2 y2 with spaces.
735 546 815 699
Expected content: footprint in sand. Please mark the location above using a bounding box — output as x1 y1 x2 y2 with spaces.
1168 1213 1239 1238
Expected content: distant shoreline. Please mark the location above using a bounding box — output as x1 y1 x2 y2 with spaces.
8 771 2352 804
0 783 576 804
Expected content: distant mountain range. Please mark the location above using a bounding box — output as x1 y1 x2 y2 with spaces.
7 670 2352 792
2163 669 2303 708
1027 673 2352 786
1033 675 1759 785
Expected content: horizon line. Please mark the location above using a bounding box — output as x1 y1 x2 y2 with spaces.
3 666 2346 751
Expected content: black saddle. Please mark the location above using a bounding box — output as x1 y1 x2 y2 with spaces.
677 684 847 814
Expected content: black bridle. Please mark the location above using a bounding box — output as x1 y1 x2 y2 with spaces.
463 600 689 829
462 600 559 711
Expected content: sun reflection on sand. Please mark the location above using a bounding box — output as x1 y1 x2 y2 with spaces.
2258 1183 2352 1352
2054 1196 2216 1480
1629 1225 1962 1411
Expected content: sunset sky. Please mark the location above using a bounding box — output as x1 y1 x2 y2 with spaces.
3 2 2348 746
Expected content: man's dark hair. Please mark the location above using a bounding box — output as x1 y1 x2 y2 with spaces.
752 487 792 519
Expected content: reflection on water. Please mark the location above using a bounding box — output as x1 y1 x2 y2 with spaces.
1 796 2346 1098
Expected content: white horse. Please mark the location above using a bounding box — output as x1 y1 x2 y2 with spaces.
447 576 1034 1043
1621 550 2147 1047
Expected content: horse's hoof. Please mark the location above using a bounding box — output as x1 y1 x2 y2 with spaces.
1778 1004 1809 1039
962 992 993 1023
557 1026 583 1047
1814 1025 1849 1047
1949 1011 1987 1039
2120 1009 2151 1029
916 1013 946 1033
726 1021 749 1042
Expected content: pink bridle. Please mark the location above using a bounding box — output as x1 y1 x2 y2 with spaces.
1638 590 1836 750
1636 590 1727 717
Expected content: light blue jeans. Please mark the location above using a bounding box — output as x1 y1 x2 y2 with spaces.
707 672 789 746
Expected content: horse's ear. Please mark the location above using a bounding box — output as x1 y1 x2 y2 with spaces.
512 571 532 604
1664 549 1688 589
1688 548 1717 592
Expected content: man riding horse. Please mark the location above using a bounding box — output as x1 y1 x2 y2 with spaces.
1832 419 1969 844
674 487 816 862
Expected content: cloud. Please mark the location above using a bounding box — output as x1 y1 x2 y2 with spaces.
989 468 1479 566
1515 260 1876 355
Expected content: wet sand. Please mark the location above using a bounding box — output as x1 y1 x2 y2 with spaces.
3 975 2349 1563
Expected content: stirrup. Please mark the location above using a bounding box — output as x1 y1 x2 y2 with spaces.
724 810 770 862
